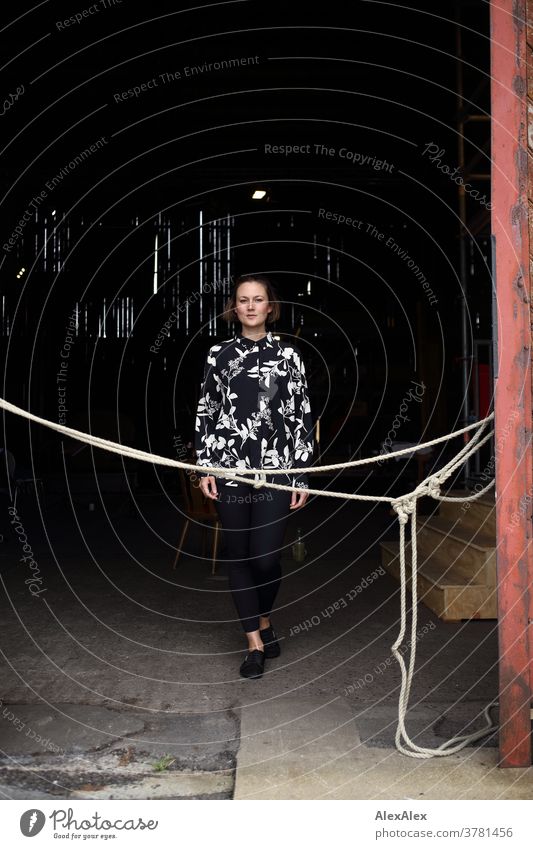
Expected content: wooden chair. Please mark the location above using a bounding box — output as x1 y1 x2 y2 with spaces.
172 467 222 574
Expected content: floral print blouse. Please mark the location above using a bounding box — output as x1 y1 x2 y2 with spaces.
194 330 314 489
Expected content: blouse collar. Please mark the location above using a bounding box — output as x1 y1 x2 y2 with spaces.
234 329 275 350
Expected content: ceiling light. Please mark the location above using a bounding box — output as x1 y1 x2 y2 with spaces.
252 189 267 200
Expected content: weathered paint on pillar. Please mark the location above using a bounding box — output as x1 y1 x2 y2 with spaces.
491 0 533 766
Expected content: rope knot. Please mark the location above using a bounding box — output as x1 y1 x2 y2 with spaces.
253 471 266 489
391 495 416 525
426 477 441 500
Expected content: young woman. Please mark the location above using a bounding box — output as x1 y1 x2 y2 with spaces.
194 273 314 679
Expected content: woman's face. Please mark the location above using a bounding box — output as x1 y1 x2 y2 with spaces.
234 281 272 330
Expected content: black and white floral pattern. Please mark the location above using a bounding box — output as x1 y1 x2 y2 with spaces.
194 330 314 488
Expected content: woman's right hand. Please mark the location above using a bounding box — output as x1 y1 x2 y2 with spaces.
200 475 219 499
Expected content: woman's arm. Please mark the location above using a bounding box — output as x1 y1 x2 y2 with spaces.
290 348 314 490
194 346 222 475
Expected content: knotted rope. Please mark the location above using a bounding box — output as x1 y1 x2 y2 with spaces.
0 396 498 757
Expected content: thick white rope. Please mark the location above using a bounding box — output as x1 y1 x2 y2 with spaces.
390 413 498 756
0 396 493 494
0 396 498 756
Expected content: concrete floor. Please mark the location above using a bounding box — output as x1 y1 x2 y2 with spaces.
0 478 530 800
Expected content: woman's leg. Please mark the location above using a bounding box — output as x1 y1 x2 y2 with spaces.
213 481 264 646
248 478 292 628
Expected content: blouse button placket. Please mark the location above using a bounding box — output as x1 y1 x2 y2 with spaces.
257 343 263 472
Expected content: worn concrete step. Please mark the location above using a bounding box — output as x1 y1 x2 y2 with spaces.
414 515 496 586
380 540 497 621
0 703 239 800
438 488 496 535
0 757 234 800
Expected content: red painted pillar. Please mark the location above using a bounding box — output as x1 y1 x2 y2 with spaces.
491 0 533 766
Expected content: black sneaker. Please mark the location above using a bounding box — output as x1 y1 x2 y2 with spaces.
239 649 265 679
259 624 281 658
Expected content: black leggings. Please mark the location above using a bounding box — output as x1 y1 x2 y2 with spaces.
213 475 292 633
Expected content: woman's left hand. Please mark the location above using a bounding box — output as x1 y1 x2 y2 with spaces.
290 488 309 509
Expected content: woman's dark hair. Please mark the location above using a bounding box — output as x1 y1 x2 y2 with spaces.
221 273 281 324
